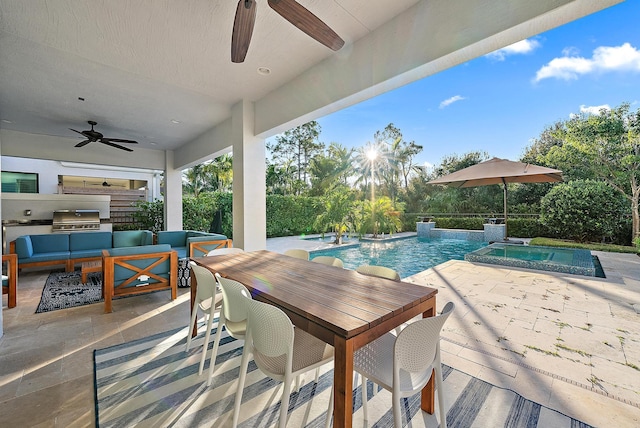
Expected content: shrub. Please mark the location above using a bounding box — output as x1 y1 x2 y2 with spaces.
540 180 628 243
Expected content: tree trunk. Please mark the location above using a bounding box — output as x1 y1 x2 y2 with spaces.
632 190 640 243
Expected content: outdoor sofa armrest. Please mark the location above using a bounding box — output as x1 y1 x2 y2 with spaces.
101 245 177 313
187 237 233 258
2 253 18 308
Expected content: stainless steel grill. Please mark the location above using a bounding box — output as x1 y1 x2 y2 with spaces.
52 210 101 232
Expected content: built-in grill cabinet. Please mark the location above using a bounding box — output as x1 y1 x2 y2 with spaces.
52 210 101 232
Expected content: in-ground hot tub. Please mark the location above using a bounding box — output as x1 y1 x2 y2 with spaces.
465 243 597 277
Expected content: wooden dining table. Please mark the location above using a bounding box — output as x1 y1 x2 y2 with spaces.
192 250 438 428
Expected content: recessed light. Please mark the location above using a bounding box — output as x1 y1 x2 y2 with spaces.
171 119 181 124
1 119 12 124
150 142 157 146
257 67 271 75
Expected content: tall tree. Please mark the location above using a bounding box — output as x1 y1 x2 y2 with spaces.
308 143 354 196
267 121 324 195
548 102 640 241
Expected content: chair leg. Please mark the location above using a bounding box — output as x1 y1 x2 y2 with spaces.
392 391 402 428
435 350 447 428
185 306 199 352
232 339 252 428
324 380 334 428
278 375 293 428
206 311 226 387
361 375 369 423
198 311 215 375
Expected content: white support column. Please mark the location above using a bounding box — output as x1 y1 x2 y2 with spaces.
164 150 183 231
231 100 266 251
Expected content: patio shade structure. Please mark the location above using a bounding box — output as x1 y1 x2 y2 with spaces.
427 157 563 239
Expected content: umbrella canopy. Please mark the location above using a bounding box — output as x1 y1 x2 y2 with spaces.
427 157 563 239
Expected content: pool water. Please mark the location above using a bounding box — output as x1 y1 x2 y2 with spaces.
465 243 597 277
311 236 486 278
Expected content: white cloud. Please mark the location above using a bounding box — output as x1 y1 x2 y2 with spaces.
580 104 611 115
562 46 580 57
486 38 541 61
569 104 611 118
439 95 466 109
535 42 640 82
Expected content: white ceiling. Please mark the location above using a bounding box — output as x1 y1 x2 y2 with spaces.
0 0 419 150
0 0 623 162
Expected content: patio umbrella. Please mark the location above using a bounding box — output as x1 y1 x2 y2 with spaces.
427 157 563 239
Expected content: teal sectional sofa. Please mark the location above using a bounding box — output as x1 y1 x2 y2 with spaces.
11 230 153 271
156 230 230 258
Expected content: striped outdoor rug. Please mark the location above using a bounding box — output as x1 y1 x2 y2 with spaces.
94 321 592 428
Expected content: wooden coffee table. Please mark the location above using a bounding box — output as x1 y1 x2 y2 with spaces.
81 260 102 283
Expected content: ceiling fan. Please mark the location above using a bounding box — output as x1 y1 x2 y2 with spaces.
69 120 138 152
232 0 345 63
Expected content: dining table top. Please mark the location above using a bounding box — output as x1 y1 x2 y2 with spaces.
192 249 438 342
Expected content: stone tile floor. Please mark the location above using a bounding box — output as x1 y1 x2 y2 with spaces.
0 236 638 426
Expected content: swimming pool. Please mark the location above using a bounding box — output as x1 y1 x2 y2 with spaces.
465 243 597 277
310 236 486 278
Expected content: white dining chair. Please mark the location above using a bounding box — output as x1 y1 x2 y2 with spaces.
284 248 310 260
355 264 401 281
206 247 245 256
354 302 455 428
205 275 252 386
232 299 335 428
312 255 344 268
185 262 223 376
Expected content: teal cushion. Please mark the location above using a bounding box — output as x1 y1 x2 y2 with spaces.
113 230 153 247
69 249 104 259
107 244 172 257
107 244 173 286
70 232 112 251
23 251 70 262
157 231 187 247
30 234 70 253
14 236 34 258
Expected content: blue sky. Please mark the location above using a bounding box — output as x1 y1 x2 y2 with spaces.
309 1 640 170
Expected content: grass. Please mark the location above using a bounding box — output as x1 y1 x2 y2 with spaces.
529 237 639 254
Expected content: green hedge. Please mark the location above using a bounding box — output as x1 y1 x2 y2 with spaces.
430 217 485 230
266 195 322 237
507 218 552 239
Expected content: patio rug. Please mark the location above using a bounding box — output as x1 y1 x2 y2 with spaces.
94 322 593 428
35 271 103 313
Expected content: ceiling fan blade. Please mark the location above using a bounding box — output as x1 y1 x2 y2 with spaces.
101 138 139 144
100 141 134 152
232 0 257 63
267 0 344 51
74 140 91 148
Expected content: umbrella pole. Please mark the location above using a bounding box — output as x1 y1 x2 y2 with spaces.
502 178 508 240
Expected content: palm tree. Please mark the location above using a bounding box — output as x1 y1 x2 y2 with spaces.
313 186 354 244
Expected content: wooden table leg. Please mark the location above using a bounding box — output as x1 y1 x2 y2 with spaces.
333 336 354 428
421 299 436 414
190 268 198 338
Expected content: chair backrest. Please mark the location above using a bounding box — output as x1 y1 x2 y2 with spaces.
247 300 295 375
217 276 252 324
312 255 344 268
356 264 400 281
394 302 454 373
284 249 310 260
207 247 244 256
190 262 217 302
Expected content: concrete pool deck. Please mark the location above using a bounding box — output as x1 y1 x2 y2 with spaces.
267 234 640 427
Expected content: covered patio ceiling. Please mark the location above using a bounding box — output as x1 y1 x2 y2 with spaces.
0 0 623 170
